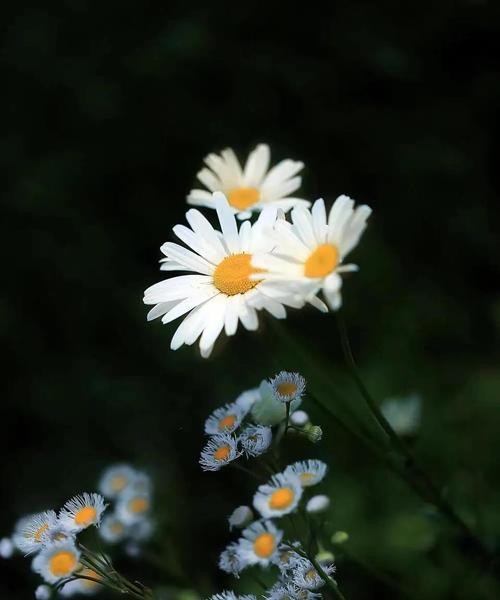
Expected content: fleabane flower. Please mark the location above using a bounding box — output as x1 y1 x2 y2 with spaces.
252 196 372 311
292 558 336 590
250 380 302 426
237 520 282 567
283 460 327 488
144 193 303 358
32 540 80 584
13 510 58 555
59 493 107 532
116 491 151 525
59 567 103 596
269 371 306 403
187 144 309 219
219 542 245 577
99 464 138 499
199 433 240 471
209 592 256 600
253 472 303 519
99 513 127 543
239 424 272 457
205 402 248 435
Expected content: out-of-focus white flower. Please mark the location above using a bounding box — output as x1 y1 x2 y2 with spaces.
116 492 151 526
271 544 303 574
228 506 254 530
187 144 308 220
205 403 248 435
381 394 422 436
239 425 272 457
269 371 306 404
144 194 304 358
306 495 331 514
32 541 80 584
253 196 372 311
250 380 302 426
290 410 309 427
99 464 138 499
13 511 58 555
284 460 327 488
99 513 127 543
35 584 51 600
234 388 261 412
236 520 282 567
199 433 240 472
253 472 303 519
59 493 107 532
293 558 336 590
59 567 103 596
0 537 14 558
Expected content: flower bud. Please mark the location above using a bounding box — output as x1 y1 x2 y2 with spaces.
306 494 330 514
35 585 51 600
0 537 14 559
290 410 309 427
228 505 254 530
331 531 349 545
305 424 323 443
315 550 335 564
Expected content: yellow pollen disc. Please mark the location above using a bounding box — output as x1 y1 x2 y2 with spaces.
253 532 275 558
277 382 297 398
129 498 149 514
304 243 339 278
111 475 127 491
53 532 67 542
214 445 230 461
111 522 124 534
305 568 317 580
227 187 260 211
75 506 97 526
213 253 263 296
49 551 78 577
218 414 237 430
299 472 315 485
269 487 295 510
34 523 49 542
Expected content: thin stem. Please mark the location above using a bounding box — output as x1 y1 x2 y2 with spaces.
284 401 291 436
307 553 347 600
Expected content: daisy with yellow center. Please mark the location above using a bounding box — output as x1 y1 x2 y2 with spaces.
187 144 309 219
14 510 58 555
144 193 303 358
205 402 248 435
59 493 107 533
199 433 239 472
269 371 306 404
99 513 127 543
253 472 303 519
99 464 137 499
283 460 328 488
252 196 372 311
236 520 282 567
292 557 336 590
32 541 81 584
239 424 272 458
116 491 152 526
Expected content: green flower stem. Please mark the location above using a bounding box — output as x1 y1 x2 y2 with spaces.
284 401 291 436
307 553 347 600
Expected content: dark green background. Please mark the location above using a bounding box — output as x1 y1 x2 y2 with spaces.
2 2 500 598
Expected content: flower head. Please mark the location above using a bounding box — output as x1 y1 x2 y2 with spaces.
99 464 138 499
292 558 336 590
250 380 302 426
239 424 272 457
228 506 254 531
199 433 239 471
187 144 308 220
13 511 58 555
59 493 107 532
35 585 51 600
0 537 14 559
253 196 372 311
32 540 80 584
99 513 128 543
283 460 327 488
253 472 303 519
237 520 282 567
59 567 103 596
205 402 248 436
116 492 151 525
269 371 306 404
306 495 330 514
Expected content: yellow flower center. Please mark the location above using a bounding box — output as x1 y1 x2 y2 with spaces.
253 532 275 558
299 472 315 486
111 475 127 492
111 522 124 534
214 445 231 461
228 187 260 211
128 498 149 514
269 487 295 510
277 382 297 398
33 523 49 542
218 414 237 430
213 253 263 296
304 244 339 278
305 568 317 580
75 506 97 526
49 550 78 577
53 532 68 542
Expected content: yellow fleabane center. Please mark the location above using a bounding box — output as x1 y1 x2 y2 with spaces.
49 551 78 577
304 244 339 278
128 498 149 514
269 487 295 510
299 472 315 486
33 523 49 542
75 506 97 526
214 445 231 461
218 414 237 430
111 522 124 534
253 532 275 558
111 475 127 492
213 253 262 296
277 382 297 398
228 187 260 211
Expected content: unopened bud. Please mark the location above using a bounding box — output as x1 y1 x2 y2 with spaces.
0 537 14 559
315 550 335 564
35 585 51 600
306 494 330 514
228 505 253 530
290 410 309 427
331 531 349 545
305 424 323 443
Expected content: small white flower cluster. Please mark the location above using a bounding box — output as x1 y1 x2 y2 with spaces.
199 372 306 472
98 464 154 553
144 143 372 358
2 492 107 597
214 460 334 600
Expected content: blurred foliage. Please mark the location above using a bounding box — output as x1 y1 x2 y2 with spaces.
2 1 500 598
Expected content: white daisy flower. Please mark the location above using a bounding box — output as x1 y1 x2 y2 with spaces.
237 520 282 567
116 491 151 525
144 193 304 358
252 196 372 311
228 506 254 530
283 460 327 488
199 433 240 471
234 387 261 411
13 510 58 555
32 540 80 584
35 584 51 600
239 424 272 457
292 558 336 590
59 567 103 596
131 472 153 495
99 464 137 499
305 495 330 514
271 544 303 574
269 371 306 404
59 493 107 532
99 513 127 543
250 380 302 426
187 144 309 220
218 542 244 577
205 402 248 435
0 537 14 558
253 473 303 519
